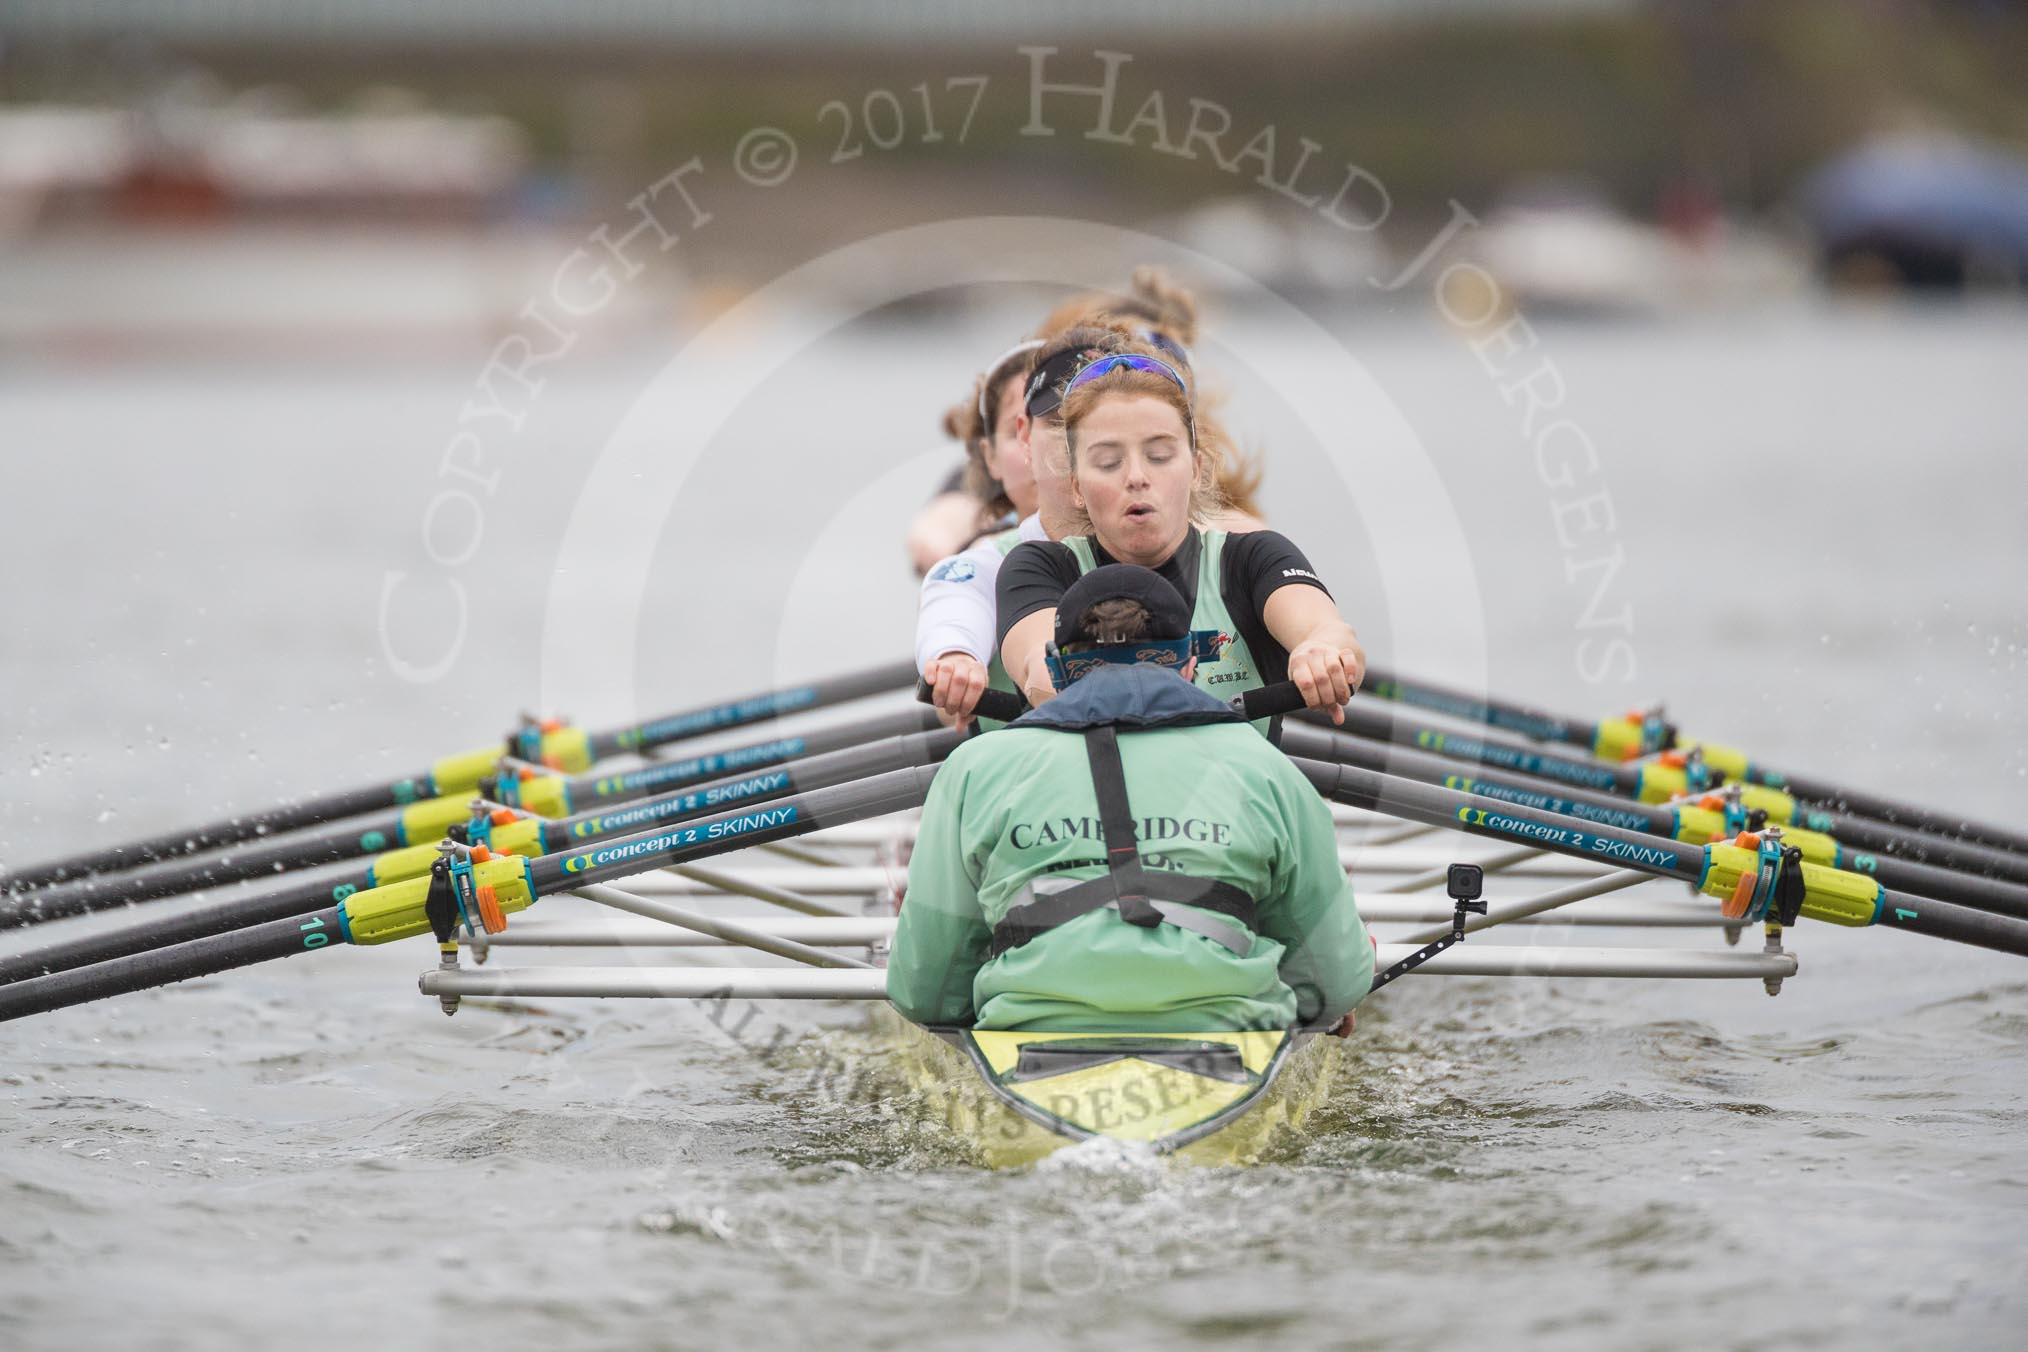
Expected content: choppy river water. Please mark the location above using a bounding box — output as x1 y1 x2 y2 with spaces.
3 290 2025 1350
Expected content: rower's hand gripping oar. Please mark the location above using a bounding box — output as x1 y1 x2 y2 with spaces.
914 678 1315 727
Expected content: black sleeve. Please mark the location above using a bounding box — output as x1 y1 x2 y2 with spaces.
994 541 1082 649
1223 530 1332 619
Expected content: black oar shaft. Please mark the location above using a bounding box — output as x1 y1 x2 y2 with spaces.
1282 721 1668 833
554 707 938 809
0 868 363 985
1 705 942 932
1336 702 1643 796
1326 703 2028 887
1363 666 1599 748
1813 843 2028 920
3 660 917 895
1290 753 1703 877
1287 754 2028 958
1874 888 2028 951
526 765 940 895
1359 668 2026 861
1814 811 2028 887
0 907 344 1022
580 661 916 762
0 821 383 930
1768 772 2028 862
0 762 947 1023
1279 723 2028 921
543 726 963 846
1 728 968 989
1 782 411 894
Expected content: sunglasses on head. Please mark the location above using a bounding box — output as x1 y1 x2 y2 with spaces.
1060 352 1190 400
1057 352 1197 452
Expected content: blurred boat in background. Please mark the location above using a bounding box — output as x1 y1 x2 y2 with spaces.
1461 177 1808 317
0 91 686 356
1802 129 2028 293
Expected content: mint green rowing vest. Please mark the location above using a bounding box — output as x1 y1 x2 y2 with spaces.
1063 530 1271 737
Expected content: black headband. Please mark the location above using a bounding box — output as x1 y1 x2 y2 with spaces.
1024 346 1101 420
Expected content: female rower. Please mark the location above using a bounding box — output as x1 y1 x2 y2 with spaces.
994 341 1364 731
918 323 1163 724
915 338 1048 723
903 268 1262 571
1034 267 1264 529
904 339 1038 575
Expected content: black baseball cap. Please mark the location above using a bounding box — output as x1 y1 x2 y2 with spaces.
1054 565 1191 648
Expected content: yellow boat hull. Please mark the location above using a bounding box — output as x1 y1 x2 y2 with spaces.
888 1015 1336 1167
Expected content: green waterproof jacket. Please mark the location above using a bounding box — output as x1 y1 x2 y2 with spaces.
887 665 1373 1031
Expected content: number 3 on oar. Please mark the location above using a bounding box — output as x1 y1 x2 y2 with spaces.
299 916 330 950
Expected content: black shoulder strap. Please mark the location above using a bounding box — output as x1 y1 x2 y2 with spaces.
1082 725 1163 927
985 721 1262 960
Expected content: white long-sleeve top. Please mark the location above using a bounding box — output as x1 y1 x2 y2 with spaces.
913 513 1048 673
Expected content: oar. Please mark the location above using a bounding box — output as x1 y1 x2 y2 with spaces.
0 705 941 929
1 659 917 893
952 681 2028 913
1363 666 1637 754
918 681 1290 726
0 761 947 1022
1327 699 2028 887
1362 666 2028 859
1277 720 2028 921
0 726 968 985
9 673 2021 1025
1287 754 2028 957
960 680 2026 908
0 683 1302 1016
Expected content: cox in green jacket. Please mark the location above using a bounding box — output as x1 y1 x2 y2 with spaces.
887 663 1373 1032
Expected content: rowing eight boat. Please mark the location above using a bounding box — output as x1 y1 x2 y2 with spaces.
4 662 2022 1166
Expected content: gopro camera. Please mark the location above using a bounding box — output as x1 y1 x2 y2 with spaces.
1446 863 1484 904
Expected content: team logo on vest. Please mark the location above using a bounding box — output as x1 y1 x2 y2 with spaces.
928 559 978 584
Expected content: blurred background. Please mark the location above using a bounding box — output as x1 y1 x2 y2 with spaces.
5 0 2028 344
